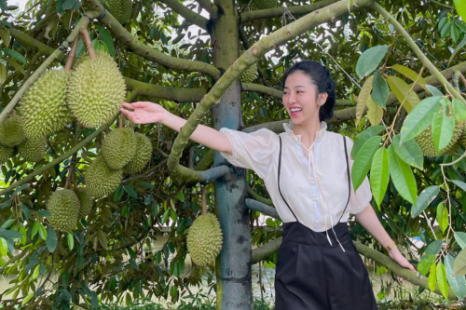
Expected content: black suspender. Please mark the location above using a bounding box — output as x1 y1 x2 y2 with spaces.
277 135 351 223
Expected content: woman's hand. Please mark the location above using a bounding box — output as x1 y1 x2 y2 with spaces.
120 101 166 124
388 246 417 273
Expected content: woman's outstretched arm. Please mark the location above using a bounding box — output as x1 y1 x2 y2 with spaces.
355 205 417 273
120 101 232 155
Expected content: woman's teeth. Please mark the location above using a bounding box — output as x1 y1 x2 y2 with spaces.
290 108 302 112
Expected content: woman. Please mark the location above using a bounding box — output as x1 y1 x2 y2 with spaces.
120 60 416 310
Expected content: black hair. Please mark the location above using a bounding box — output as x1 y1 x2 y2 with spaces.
282 60 336 122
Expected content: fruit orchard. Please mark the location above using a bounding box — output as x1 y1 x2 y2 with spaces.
0 0 466 309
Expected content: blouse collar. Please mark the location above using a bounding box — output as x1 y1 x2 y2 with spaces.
283 120 327 143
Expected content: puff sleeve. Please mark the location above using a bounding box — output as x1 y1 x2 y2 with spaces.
219 127 278 179
345 136 373 214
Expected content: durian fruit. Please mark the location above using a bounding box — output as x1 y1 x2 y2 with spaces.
239 64 258 83
73 50 114 69
123 133 152 174
0 115 26 147
47 189 80 232
18 137 48 162
76 187 93 218
105 0 133 24
67 53 126 128
0 144 14 164
102 128 137 170
85 157 123 198
415 121 463 157
19 70 72 138
250 0 277 10
187 213 223 266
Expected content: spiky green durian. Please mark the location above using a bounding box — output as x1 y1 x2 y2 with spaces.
47 189 80 232
415 121 463 157
85 157 123 198
250 0 277 10
18 137 47 162
0 115 26 147
73 50 114 69
102 128 137 170
67 55 126 128
76 187 93 218
239 64 258 83
187 213 223 267
19 70 72 138
0 144 13 164
105 0 133 24
123 133 152 174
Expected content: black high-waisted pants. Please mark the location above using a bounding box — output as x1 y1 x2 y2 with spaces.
274 221 378 310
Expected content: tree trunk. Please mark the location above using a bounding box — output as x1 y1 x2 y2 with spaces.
212 1 252 309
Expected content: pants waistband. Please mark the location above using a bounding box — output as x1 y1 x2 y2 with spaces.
282 221 351 247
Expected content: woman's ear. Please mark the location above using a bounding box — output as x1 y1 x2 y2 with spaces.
318 92 328 106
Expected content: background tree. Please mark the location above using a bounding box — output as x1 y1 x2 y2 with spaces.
0 0 466 309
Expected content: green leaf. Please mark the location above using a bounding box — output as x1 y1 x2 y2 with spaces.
425 85 444 97
391 64 427 85
451 24 460 42
387 146 417 204
31 221 40 238
426 240 444 255
439 17 448 31
356 75 373 125
161 209 170 224
129 259 139 270
98 230 108 250
0 237 8 256
437 262 449 299
455 232 466 249
436 202 449 233
453 0 466 28
356 45 389 78
452 98 466 122
371 69 389 107
352 136 381 191
46 228 57 253
21 292 34 306
3 48 26 65
114 185 123 202
124 185 138 198
370 147 389 208
31 264 40 281
391 135 424 169
400 96 443 143
411 186 440 218
445 254 466 299
352 125 385 159
386 75 421 113
38 223 47 241
0 63 6 85
428 262 437 292
441 23 452 38
418 254 436 276
449 36 466 64
95 25 116 57
451 179 466 192
366 96 384 126
432 109 455 154
67 232 74 251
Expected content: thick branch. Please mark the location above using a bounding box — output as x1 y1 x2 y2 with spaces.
240 0 339 23
372 2 465 104
197 0 218 19
245 198 279 219
167 0 374 181
125 77 206 102
83 0 220 79
242 83 281 98
251 237 282 264
0 15 95 124
0 121 110 197
9 28 58 58
159 0 208 30
247 185 273 205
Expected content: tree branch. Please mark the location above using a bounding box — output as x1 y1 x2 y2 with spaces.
158 0 208 30
167 0 374 182
82 0 220 79
240 0 339 23
372 2 465 104
247 185 273 205
196 0 218 19
9 28 58 58
251 237 282 264
125 77 206 102
0 15 96 124
245 198 279 219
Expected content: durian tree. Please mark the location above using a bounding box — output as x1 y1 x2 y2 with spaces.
1 0 466 308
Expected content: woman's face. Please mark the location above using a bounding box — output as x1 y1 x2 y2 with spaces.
282 71 327 127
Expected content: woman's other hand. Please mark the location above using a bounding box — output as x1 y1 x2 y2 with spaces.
389 247 417 273
120 101 165 124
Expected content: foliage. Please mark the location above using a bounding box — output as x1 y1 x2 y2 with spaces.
0 0 465 308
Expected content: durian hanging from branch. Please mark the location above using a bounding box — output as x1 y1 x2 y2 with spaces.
67 27 126 128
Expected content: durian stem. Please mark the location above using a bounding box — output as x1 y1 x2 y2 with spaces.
119 113 124 129
64 37 79 71
80 27 96 60
201 187 207 215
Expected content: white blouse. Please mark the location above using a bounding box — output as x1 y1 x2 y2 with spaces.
219 121 372 234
